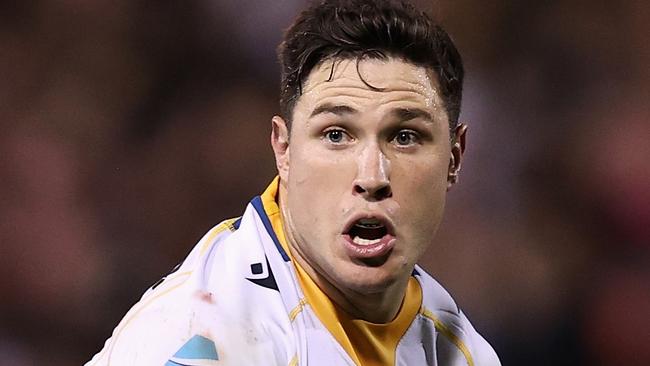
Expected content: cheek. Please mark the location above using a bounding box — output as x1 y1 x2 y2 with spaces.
289 145 357 194
407 184 446 230
393 154 448 194
393 158 448 229
287 148 354 230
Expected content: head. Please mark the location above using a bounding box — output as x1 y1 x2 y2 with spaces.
272 0 467 300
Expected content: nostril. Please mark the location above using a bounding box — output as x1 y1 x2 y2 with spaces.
354 183 392 199
377 185 392 198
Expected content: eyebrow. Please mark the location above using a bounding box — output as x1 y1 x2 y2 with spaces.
392 107 434 123
310 103 358 118
309 103 434 123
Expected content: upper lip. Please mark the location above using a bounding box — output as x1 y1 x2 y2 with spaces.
342 211 395 236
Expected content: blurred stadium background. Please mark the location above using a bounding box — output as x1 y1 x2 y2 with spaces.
1 0 648 364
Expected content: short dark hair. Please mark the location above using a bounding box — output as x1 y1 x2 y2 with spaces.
278 0 464 130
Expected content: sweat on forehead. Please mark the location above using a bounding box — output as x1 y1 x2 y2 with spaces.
295 57 447 121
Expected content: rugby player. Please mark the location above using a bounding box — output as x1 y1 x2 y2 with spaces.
86 0 501 364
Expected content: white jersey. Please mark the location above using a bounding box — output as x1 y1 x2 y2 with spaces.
86 186 500 366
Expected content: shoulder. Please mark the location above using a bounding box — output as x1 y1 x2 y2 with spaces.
86 213 292 365
85 218 240 365
414 266 501 366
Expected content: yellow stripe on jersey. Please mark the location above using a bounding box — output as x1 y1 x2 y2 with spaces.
289 298 308 322
260 177 423 366
421 308 475 366
199 217 240 256
288 354 299 366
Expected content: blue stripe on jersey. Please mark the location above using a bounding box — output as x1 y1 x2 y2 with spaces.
165 335 219 366
251 196 290 262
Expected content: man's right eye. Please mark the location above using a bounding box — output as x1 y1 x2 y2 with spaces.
324 129 346 143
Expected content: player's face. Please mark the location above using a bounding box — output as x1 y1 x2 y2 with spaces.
273 57 458 295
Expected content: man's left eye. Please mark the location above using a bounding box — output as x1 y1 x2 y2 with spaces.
393 130 419 146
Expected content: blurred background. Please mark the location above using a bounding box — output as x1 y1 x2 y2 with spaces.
1 0 648 365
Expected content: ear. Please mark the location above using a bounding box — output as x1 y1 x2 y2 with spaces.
447 123 467 190
271 116 290 181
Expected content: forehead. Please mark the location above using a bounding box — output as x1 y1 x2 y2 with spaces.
295 57 446 120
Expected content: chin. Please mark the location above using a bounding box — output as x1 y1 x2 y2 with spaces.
338 263 402 294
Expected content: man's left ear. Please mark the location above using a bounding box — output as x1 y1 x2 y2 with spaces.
447 123 467 190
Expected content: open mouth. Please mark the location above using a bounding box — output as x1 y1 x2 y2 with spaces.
348 218 388 245
342 215 395 263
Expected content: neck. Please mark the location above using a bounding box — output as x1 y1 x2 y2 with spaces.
297 252 409 323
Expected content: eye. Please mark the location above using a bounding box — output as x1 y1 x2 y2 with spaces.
393 130 419 146
324 129 349 144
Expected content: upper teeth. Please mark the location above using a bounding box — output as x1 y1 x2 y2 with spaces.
356 218 384 228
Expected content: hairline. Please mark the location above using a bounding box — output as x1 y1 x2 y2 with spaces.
287 54 453 132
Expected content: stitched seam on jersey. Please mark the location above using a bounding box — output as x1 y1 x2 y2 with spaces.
106 280 188 365
421 308 475 366
199 217 239 256
288 354 298 366
289 298 308 321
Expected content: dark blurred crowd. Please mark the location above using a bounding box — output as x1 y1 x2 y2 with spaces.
1 1 648 365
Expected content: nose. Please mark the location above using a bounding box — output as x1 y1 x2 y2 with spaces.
353 143 392 201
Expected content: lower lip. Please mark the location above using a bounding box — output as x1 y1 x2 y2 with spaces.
341 234 396 259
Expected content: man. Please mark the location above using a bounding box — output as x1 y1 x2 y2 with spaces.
87 0 500 365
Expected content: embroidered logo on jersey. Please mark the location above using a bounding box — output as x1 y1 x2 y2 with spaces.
246 256 278 291
165 335 219 366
